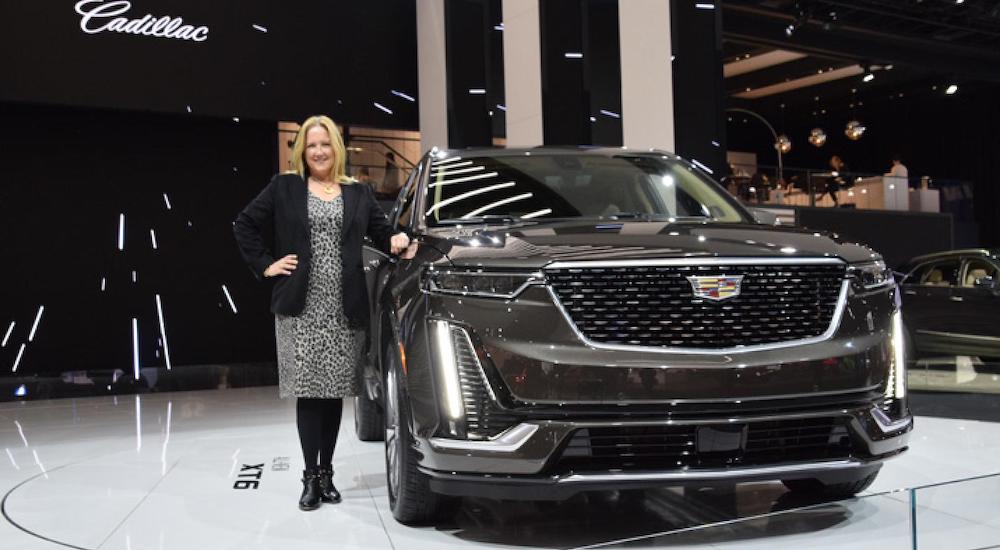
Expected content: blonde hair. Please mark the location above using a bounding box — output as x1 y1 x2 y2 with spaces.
290 115 352 184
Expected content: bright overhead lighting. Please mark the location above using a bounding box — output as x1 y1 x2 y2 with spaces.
945 84 959 95
863 73 874 82
564 52 583 59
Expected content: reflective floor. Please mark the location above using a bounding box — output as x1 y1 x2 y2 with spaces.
1 387 999 550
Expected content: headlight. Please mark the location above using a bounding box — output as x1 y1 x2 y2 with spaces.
848 259 894 290
425 268 541 298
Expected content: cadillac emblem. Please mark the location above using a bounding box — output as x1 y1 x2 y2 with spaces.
686 275 744 301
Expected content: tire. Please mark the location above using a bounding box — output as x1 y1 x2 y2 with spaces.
782 467 881 500
353 390 384 442
384 363 451 524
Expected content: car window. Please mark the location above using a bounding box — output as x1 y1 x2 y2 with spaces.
423 153 748 225
913 260 961 287
961 259 999 288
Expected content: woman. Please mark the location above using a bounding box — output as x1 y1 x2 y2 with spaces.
233 115 409 510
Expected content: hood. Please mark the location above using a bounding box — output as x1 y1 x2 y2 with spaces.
422 220 881 269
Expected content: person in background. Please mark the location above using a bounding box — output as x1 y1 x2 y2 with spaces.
885 154 909 178
355 166 376 190
378 151 402 200
818 155 847 206
233 115 409 511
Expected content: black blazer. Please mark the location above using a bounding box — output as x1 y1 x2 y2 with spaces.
233 173 397 329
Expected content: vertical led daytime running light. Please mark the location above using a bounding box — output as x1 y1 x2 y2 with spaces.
891 311 906 399
432 320 465 421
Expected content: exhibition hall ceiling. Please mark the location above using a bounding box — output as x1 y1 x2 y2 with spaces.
720 0 1000 113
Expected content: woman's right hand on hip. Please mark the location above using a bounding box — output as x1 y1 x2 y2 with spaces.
264 254 298 277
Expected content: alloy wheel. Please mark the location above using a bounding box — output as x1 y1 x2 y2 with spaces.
384 367 400 501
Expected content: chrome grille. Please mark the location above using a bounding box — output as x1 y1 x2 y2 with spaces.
545 261 846 349
554 417 851 473
451 327 518 438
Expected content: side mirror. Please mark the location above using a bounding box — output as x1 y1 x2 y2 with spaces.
749 207 780 226
974 276 999 290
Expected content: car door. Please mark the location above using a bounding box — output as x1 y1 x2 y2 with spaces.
900 258 963 354
948 256 1000 355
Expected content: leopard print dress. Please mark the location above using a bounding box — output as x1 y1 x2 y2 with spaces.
274 191 362 399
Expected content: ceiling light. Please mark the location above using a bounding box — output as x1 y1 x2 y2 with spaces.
774 134 792 154
808 128 827 147
845 120 866 140
946 84 959 94
863 73 874 82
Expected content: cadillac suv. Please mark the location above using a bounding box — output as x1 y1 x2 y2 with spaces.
355 148 912 524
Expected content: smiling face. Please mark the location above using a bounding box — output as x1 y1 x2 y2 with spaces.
303 125 334 179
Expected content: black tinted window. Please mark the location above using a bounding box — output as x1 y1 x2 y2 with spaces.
913 260 961 287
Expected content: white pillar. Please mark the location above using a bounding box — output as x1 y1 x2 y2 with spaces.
502 0 544 147
417 0 449 153
619 0 674 151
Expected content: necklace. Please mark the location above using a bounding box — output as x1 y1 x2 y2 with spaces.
311 178 336 195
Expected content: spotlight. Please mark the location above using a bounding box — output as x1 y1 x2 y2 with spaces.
808 128 827 147
862 64 874 82
774 134 792 154
945 84 959 95
845 120 866 141
785 24 796 36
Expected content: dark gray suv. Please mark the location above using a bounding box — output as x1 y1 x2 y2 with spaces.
355 148 912 524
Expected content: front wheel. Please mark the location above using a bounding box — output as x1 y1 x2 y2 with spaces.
384 363 452 524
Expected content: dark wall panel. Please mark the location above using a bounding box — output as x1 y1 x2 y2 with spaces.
0 1 418 127
0 102 277 377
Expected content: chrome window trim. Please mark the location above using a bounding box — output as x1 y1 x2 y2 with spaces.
543 257 850 355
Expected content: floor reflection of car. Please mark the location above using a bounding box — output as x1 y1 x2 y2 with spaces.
356 147 912 524
898 249 1000 357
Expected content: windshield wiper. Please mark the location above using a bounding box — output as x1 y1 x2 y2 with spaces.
602 212 709 221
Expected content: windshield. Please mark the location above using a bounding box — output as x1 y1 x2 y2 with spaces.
424 152 748 226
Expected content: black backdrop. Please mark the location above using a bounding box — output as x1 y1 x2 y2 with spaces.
0 102 277 375
0 0 419 127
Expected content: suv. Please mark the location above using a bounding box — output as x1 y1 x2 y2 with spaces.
897 249 1000 357
356 148 912 524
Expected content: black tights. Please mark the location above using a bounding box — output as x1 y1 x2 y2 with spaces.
296 398 343 470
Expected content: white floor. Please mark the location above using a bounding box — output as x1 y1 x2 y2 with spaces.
1 387 998 550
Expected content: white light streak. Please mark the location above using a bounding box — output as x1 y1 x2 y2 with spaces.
163 193 172 210
221 285 238 314
425 182 517 215
431 156 464 166
468 88 486 95
1 322 13 347
155 295 173 370
5 448 19 470
695 3 715 8
462 193 533 218
28 306 44 342
590 116 597 122
186 105 192 113
14 385 26 397
600 109 621 118
118 213 126 251
150 229 158 250
228 449 241 478
391 90 415 102
430 161 474 174
432 165 483 178
162 401 172 475
496 104 507 111
232 117 240 122
135 395 142 452
373 102 394 115
493 23 504 31
252 24 267 32
564 52 583 58
14 420 28 447
521 209 552 219
945 84 958 95
691 159 715 174
429 171 500 188
132 318 140 380
101 277 107 292
132 271 137 283
32 449 47 479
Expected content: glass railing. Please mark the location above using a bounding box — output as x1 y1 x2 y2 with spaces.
585 471 1000 549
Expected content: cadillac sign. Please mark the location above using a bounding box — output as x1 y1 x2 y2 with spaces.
686 275 744 301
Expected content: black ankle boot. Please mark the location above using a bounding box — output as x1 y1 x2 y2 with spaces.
318 466 341 503
299 468 322 510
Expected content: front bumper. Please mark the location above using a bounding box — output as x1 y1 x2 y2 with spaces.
417 404 911 500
